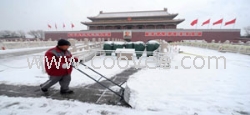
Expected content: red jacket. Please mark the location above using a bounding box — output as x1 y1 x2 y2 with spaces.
44 47 78 76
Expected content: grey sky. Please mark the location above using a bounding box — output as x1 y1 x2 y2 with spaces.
0 0 249 35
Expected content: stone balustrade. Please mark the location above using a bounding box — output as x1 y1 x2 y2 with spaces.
0 38 123 50
174 40 250 55
0 39 57 50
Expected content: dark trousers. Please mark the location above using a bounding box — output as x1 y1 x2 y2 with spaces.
41 74 71 91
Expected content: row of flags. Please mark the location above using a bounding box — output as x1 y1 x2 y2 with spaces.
47 23 75 29
190 18 236 26
46 19 236 30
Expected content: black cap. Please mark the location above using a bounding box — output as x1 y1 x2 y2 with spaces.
57 39 71 46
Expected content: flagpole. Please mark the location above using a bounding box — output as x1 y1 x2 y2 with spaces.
208 19 210 29
233 18 236 29
196 18 198 29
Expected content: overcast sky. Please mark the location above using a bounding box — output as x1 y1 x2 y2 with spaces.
0 0 249 35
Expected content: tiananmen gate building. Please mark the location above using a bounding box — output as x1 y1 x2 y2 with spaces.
44 8 241 42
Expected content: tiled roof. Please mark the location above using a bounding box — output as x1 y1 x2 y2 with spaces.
81 19 184 25
90 9 176 18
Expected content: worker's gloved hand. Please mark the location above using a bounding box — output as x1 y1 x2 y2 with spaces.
62 63 68 69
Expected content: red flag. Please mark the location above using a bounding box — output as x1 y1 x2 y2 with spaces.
190 19 198 26
225 18 236 26
202 19 210 26
48 24 52 29
71 23 75 28
63 23 65 28
213 19 223 25
55 24 57 29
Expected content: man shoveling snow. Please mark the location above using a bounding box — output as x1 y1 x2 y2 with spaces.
40 39 78 94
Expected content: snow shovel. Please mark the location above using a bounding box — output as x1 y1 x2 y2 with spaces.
73 63 131 107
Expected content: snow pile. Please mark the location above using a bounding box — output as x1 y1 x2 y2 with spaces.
126 42 133 44
114 42 125 45
147 40 159 44
133 41 144 45
104 41 113 44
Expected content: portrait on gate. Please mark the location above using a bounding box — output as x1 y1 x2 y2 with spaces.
123 31 132 38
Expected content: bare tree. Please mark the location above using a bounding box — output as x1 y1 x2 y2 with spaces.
10 31 19 37
28 30 38 38
3 30 12 37
0 30 26 38
244 26 250 37
0 30 16 38
28 30 44 38
17 30 26 38
0 31 4 38
37 30 44 39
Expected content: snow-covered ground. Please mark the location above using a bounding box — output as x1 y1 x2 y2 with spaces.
0 46 53 55
0 96 158 115
0 56 119 89
0 51 153 89
127 46 250 115
0 46 250 115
